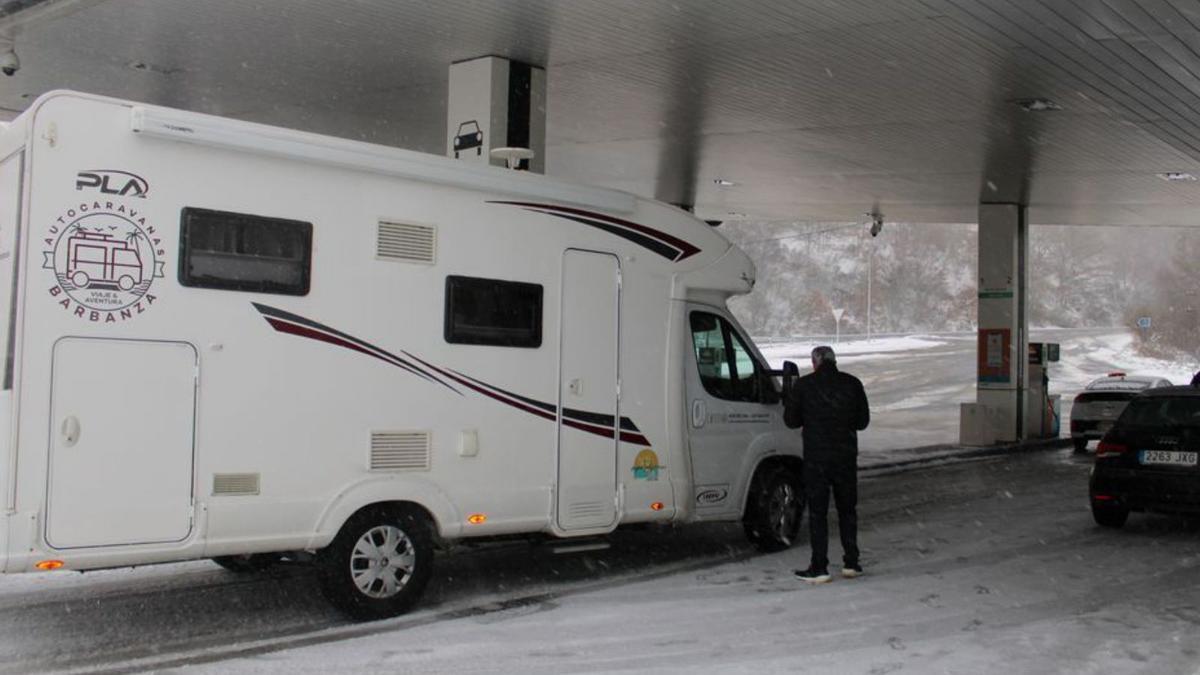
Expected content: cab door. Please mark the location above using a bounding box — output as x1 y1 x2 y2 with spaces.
684 307 781 517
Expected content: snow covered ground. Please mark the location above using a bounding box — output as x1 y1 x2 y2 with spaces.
756 335 951 364
182 451 1200 675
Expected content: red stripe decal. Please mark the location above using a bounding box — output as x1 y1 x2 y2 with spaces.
491 200 701 261
259 306 649 446
410 352 646 445
266 318 439 385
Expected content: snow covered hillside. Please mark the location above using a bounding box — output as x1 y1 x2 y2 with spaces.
722 222 1171 338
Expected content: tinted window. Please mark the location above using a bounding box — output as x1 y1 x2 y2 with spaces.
445 276 542 348
179 207 312 295
1076 392 1137 403
689 311 764 402
1119 397 1200 427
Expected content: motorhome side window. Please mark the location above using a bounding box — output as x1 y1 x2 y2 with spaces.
690 312 761 402
444 276 543 348
179 207 312 295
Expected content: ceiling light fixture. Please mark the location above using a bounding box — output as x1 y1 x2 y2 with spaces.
1013 98 1062 112
713 178 736 187
1159 172 1197 182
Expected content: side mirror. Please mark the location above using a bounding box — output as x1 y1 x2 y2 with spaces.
782 360 800 396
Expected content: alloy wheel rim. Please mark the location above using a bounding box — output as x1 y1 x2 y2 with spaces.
350 525 417 599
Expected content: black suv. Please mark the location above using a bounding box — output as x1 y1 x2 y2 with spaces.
1089 386 1200 528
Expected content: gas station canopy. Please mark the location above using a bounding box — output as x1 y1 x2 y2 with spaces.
4 0 1200 226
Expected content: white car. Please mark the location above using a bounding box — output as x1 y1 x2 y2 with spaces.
1070 372 1172 452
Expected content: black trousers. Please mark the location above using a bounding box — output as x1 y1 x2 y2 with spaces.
804 456 859 571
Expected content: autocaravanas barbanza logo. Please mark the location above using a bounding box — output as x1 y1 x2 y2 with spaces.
43 200 165 322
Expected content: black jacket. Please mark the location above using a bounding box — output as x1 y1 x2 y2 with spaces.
783 364 870 461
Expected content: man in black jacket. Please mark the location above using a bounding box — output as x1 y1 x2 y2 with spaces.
784 345 870 584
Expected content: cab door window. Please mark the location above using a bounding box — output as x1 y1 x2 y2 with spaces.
689 312 763 402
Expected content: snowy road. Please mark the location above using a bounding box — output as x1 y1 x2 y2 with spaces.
204 450 1200 675
760 327 1197 452
3 449 1198 673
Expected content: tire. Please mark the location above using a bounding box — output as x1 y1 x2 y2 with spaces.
317 505 434 621
1092 502 1129 529
743 465 805 552
211 553 281 573
1073 438 1089 453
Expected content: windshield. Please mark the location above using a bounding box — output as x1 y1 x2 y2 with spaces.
1086 378 1151 391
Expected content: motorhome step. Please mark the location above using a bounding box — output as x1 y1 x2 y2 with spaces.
550 540 612 555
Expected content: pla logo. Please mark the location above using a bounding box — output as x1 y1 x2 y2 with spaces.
632 449 663 481
75 170 149 198
696 487 729 505
42 201 165 322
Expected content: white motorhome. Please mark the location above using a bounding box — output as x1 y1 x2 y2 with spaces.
0 91 803 619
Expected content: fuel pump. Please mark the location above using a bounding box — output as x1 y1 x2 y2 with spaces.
1026 343 1061 438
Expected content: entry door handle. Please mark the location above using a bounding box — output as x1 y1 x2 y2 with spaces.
691 399 706 428
60 416 81 447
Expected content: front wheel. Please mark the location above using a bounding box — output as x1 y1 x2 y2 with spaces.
317 505 434 621
743 466 805 552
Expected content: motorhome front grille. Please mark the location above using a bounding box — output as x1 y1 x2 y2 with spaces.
212 473 260 496
377 221 436 264
370 431 431 471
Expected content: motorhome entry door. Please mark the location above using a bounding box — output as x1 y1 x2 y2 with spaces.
47 338 197 549
556 250 620 532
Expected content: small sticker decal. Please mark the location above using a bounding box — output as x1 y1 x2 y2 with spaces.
696 486 729 506
632 449 663 481
43 199 165 323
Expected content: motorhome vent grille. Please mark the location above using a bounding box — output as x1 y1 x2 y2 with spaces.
213 473 260 496
370 431 431 471
377 221 436 264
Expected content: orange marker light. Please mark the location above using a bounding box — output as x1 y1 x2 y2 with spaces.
35 560 64 571
467 513 487 525
650 502 665 511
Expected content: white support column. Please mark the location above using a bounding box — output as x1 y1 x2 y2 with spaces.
447 56 546 173
973 203 1029 443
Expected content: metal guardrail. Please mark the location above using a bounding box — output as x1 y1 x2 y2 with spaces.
751 326 1124 345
